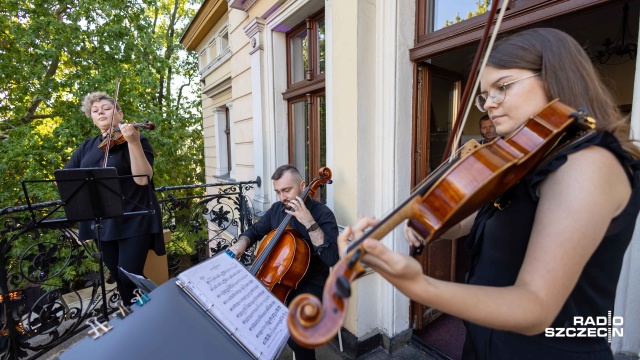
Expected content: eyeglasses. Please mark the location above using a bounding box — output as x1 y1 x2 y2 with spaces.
475 73 540 112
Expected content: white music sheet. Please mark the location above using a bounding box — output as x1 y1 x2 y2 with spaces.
176 253 289 360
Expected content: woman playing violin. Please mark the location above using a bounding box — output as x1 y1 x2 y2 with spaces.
340 28 640 359
65 91 165 304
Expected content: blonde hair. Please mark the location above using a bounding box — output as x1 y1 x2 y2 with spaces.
81 92 121 118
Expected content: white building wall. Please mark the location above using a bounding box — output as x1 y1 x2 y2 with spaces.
612 18 640 356
189 0 640 353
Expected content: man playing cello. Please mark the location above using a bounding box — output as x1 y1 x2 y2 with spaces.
229 164 339 360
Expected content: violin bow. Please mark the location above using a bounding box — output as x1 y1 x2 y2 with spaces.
408 0 509 256
441 0 510 162
285 1 514 350
102 78 121 168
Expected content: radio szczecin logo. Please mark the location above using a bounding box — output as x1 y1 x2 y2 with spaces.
545 311 623 343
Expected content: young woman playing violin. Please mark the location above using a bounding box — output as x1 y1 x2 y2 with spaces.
65 91 165 304
339 28 640 359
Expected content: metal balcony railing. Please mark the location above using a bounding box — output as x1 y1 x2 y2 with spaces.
0 178 260 359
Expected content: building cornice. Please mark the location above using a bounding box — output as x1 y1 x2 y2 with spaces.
203 77 232 98
180 0 227 51
228 0 259 12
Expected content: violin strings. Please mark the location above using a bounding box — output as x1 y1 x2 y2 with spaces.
345 133 481 253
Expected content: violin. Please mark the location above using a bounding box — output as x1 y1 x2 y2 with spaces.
98 121 156 151
249 167 333 303
286 100 596 348
286 0 597 347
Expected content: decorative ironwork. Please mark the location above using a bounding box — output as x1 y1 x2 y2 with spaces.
155 177 260 273
0 178 259 359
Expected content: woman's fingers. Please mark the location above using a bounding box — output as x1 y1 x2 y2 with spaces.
359 239 396 274
403 221 424 247
337 226 351 258
351 216 379 239
361 239 423 281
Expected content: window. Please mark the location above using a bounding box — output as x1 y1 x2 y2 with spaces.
214 105 234 177
417 0 491 37
208 39 218 60
288 93 326 202
199 25 231 74
198 49 207 71
412 64 462 187
283 11 326 202
218 28 229 53
224 107 231 174
286 12 325 87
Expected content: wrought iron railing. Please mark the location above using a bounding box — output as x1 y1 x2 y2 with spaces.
0 178 260 360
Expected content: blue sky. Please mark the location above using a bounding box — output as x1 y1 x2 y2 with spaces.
434 1 488 30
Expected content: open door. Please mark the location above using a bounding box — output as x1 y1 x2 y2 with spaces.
410 63 468 330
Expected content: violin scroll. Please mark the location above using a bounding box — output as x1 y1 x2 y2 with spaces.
98 121 156 151
288 249 366 348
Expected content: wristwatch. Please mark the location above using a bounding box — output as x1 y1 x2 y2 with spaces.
306 222 320 232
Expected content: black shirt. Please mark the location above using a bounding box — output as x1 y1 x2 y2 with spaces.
64 134 165 255
464 132 640 359
240 198 339 288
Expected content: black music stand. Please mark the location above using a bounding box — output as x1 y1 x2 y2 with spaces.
53 167 124 322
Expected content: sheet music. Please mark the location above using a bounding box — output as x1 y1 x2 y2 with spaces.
176 254 289 360
118 266 158 293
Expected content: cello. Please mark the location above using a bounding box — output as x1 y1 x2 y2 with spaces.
248 167 333 303
286 1 597 348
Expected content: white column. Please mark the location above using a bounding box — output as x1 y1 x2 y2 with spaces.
373 0 415 339
612 19 640 354
324 0 335 211
213 107 229 176
244 18 270 211
226 102 237 180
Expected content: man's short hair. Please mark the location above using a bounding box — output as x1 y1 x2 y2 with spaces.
271 164 303 181
479 114 491 125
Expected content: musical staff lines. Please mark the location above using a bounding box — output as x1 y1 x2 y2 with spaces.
176 253 289 360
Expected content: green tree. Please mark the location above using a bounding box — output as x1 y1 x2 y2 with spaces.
443 0 491 28
0 0 204 208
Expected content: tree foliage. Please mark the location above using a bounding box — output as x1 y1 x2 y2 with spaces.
443 0 491 28
0 0 204 208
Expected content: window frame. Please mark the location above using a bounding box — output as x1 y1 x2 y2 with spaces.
286 91 326 183
283 10 325 100
199 22 231 75
412 0 612 61
283 10 327 195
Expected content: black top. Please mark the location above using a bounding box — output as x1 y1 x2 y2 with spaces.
240 198 339 287
464 132 640 359
65 134 165 255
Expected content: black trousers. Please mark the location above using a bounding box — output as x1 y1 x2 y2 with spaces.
100 234 153 304
285 279 325 360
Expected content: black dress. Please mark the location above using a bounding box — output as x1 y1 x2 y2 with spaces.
64 134 165 255
463 132 640 359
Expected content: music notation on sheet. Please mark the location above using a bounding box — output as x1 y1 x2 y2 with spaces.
177 253 289 359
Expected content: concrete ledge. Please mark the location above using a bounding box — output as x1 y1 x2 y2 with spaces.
336 328 413 358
